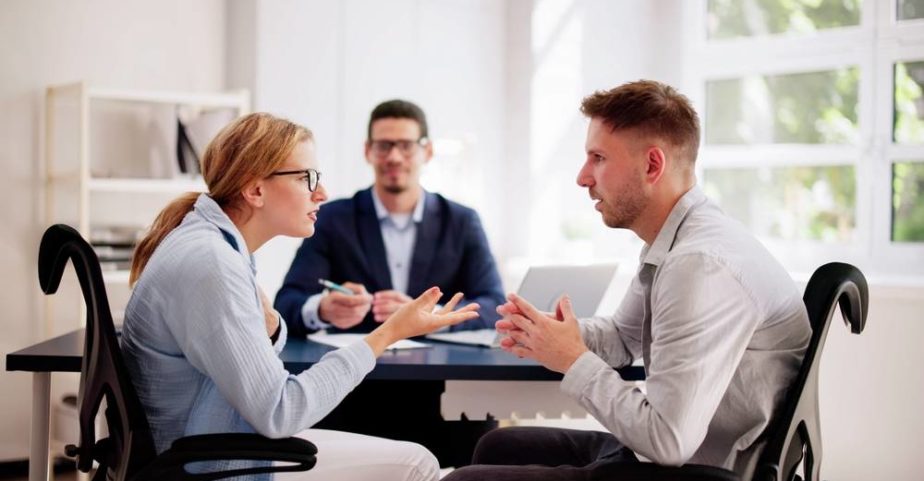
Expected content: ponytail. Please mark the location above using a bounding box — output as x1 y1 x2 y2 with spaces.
129 192 200 286
129 113 313 286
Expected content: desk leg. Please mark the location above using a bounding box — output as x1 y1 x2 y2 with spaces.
30 372 51 481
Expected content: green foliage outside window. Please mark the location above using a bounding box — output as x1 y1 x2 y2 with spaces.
899 0 924 20
893 162 924 242
704 166 855 242
706 68 860 145
707 0 860 39
894 61 924 144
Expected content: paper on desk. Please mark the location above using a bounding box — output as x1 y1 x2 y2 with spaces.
307 332 430 350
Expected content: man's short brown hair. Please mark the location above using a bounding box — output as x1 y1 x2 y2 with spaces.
580 80 700 164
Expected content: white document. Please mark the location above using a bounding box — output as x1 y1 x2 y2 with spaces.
425 329 500 348
307 332 430 350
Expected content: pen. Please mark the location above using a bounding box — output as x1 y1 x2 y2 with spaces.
318 278 355 295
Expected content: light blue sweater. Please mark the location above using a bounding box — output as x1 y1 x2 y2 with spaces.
121 194 375 476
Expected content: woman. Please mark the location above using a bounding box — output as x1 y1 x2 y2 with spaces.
121 113 478 481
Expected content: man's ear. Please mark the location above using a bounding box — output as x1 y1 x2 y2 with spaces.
241 179 266 208
645 146 666 185
423 139 434 165
364 141 374 165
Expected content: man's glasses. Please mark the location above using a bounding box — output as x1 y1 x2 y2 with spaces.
269 168 321 192
368 138 429 157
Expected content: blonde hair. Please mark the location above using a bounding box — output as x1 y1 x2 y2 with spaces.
130 113 313 285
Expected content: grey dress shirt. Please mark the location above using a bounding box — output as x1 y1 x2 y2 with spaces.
561 186 810 477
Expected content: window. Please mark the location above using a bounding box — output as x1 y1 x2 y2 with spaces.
685 0 924 278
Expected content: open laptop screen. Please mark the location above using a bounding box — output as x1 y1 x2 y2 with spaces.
426 263 618 347
515 263 619 317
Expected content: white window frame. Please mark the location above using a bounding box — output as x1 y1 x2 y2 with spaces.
682 0 924 281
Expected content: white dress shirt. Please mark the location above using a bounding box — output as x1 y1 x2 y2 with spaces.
301 189 425 330
561 186 811 477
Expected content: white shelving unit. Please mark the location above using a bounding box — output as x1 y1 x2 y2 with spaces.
43 81 250 332
42 82 250 469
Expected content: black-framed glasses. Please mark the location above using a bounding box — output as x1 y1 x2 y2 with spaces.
368 137 429 157
269 168 321 192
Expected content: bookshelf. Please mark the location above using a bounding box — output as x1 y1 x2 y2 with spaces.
43 82 250 334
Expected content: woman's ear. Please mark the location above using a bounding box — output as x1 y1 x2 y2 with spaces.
240 179 266 208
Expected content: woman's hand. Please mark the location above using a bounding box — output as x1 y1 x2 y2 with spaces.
257 286 280 339
364 287 479 356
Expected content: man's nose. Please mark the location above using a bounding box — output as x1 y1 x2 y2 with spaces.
385 146 404 163
576 163 593 187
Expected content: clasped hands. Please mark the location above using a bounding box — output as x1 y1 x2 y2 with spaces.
495 293 589 374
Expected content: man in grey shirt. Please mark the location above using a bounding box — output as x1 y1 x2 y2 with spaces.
444 80 811 481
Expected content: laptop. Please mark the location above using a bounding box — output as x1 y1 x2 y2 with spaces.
426 263 619 347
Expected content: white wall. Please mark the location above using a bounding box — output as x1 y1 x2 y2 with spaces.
228 0 507 297
1 1 921 479
0 0 227 461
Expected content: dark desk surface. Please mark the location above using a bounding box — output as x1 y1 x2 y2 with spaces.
7 329 645 381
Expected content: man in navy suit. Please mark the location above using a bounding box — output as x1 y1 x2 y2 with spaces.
273 100 504 466
275 99 505 338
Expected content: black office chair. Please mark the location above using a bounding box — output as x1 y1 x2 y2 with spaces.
584 262 868 481
39 224 318 481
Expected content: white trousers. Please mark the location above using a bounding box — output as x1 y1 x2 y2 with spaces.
275 429 440 481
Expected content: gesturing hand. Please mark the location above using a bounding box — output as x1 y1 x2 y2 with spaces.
497 293 588 374
365 287 480 356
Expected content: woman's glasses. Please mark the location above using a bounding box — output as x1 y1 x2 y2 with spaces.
269 168 321 192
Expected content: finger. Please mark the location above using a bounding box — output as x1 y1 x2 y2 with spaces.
433 309 479 329
495 319 521 333
554 294 566 321
452 303 480 314
438 292 464 314
373 290 394 302
507 293 546 323
412 286 442 311
334 293 371 307
506 313 535 334
496 301 521 316
372 301 396 314
558 295 578 323
499 336 517 349
343 282 368 295
507 328 531 346
505 343 533 359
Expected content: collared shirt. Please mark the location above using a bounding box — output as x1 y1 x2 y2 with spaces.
561 186 810 477
301 188 425 330
121 194 375 476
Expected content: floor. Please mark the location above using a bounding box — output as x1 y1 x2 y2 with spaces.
0 459 81 481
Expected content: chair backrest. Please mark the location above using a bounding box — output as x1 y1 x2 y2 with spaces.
752 262 868 481
39 224 158 480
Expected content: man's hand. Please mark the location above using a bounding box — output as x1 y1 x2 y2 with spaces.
318 282 373 330
371 290 413 322
497 293 588 374
257 286 279 338
365 287 480 356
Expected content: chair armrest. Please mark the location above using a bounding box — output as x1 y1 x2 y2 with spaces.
133 433 317 481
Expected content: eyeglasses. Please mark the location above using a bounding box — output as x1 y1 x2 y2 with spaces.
269 168 322 192
368 138 429 157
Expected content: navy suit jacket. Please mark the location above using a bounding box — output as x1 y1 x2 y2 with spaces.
274 188 505 337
